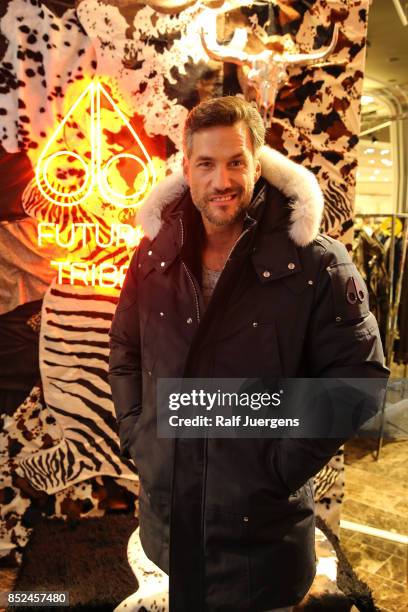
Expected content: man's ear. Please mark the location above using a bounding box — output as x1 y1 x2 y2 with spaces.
182 157 190 184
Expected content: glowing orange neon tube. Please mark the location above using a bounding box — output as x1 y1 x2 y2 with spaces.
35 81 157 208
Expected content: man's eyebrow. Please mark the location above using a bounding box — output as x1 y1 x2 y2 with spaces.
195 152 246 162
195 155 214 162
229 153 246 160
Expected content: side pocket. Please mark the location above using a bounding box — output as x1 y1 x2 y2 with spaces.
141 309 156 373
266 441 292 497
138 488 170 573
127 418 143 467
204 507 250 610
247 496 315 607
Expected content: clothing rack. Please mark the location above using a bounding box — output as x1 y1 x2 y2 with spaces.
353 213 408 460
354 213 408 365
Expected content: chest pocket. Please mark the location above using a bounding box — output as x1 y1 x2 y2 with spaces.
214 319 282 378
326 262 370 324
139 256 156 280
281 272 312 295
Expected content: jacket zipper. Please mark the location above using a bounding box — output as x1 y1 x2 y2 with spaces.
178 214 256 609
200 430 208 612
182 261 201 323
225 223 254 263
179 217 201 323
199 216 256 611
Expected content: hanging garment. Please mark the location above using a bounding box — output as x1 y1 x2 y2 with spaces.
394 245 408 364
353 228 390 345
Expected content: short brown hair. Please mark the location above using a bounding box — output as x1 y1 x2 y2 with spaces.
183 96 265 158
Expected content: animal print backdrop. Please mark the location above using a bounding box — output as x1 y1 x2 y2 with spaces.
0 0 366 565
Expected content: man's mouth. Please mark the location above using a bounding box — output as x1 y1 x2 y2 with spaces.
207 193 237 205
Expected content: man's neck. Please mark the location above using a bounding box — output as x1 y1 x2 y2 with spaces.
201 218 244 271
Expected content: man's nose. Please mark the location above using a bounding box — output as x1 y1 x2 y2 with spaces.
212 164 232 191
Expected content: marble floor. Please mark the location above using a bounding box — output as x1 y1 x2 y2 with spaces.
341 437 408 611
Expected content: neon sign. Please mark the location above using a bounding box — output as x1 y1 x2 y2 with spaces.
36 80 158 288
36 81 157 208
38 222 142 249
50 260 129 288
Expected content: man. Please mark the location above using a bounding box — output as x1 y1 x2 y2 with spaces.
109 97 388 611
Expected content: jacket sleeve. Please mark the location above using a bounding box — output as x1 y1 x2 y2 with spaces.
108 248 142 460
272 240 390 494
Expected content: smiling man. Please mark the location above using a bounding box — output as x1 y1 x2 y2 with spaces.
109 97 388 611
184 118 261 280
184 122 261 225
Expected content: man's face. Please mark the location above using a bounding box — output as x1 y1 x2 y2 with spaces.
183 122 262 229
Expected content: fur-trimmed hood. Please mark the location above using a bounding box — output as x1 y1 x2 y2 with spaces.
137 146 324 247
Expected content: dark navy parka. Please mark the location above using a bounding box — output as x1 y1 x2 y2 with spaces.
109 165 388 611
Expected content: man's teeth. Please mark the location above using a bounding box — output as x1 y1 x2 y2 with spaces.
210 194 235 202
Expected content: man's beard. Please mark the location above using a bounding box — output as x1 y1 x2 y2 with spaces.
192 182 255 227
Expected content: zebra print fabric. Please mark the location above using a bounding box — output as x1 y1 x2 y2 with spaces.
16 281 137 494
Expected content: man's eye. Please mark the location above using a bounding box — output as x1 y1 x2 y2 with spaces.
230 160 244 167
197 161 212 168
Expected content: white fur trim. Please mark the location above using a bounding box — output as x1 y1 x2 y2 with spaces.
137 171 188 240
137 147 324 246
259 146 324 247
